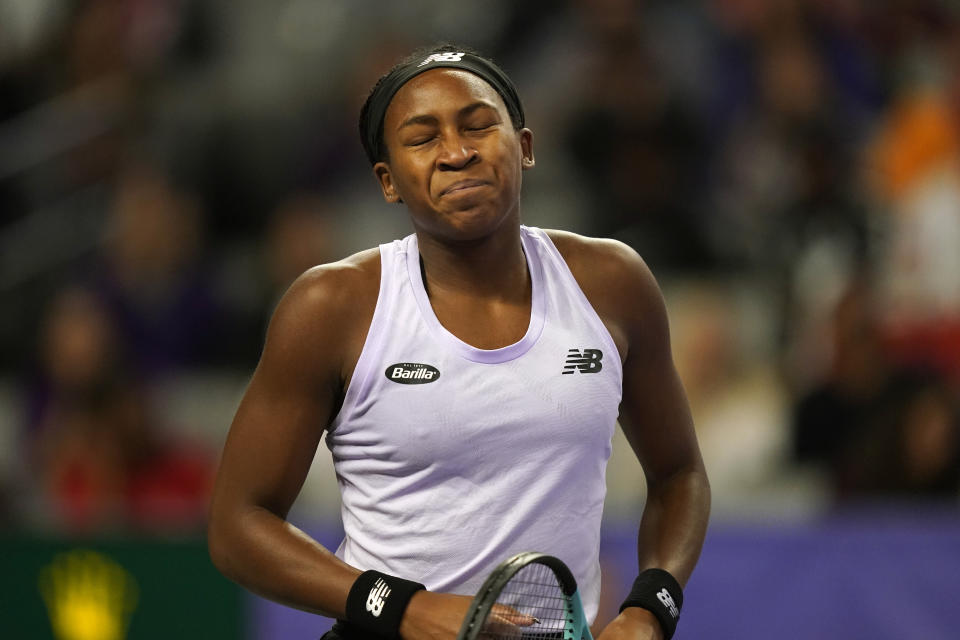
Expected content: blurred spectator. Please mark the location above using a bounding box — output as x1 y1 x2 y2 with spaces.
841 374 960 499
792 279 894 484
91 164 228 372
236 192 344 338
711 17 867 268
562 3 713 269
670 280 787 497
24 286 212 533
867 31 960 383
0 0 191 209
266 193 342 294
792 277 960 501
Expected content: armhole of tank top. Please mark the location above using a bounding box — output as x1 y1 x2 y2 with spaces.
327 244 391 433
528 227 624 380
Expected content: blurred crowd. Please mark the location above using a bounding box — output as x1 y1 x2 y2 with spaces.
1 0 959 533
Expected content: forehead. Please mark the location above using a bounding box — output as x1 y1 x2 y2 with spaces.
384 68 509 127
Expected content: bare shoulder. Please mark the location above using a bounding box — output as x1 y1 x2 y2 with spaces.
262 247 381 374
542 229 660 307
542 229 669 362
278 247 380 324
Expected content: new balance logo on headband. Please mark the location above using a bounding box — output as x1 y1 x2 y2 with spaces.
418 52 465 66
562 348 603 374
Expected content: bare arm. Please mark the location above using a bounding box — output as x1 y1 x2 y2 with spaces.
207 258 376 617
549 232 710 639
208 252 507 639
614 253 710 587
610 245 710 639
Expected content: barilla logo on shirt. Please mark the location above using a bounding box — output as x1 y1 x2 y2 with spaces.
385 362 441 384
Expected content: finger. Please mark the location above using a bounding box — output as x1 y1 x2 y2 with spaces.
489 604 539 626
481 616 526 639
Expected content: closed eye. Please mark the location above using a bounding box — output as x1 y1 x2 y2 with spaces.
405 136 436 147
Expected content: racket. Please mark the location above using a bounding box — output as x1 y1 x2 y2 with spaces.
456 552 594 640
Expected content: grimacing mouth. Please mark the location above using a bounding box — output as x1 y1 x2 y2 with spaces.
439 178 490 196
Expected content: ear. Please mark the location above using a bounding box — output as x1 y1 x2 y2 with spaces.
519 128 535 170
373 162 402 203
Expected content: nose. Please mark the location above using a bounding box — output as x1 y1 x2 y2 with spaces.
437 132 478 170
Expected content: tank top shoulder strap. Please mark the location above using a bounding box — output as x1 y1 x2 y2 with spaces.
521 226 622 375
329 236 412 430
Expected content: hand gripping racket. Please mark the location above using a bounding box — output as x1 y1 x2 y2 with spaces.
456 552 594 640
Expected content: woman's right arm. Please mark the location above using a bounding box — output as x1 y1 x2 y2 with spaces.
209 254 487 638
207 261 373 617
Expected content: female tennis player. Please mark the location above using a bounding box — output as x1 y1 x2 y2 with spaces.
208 44 710 640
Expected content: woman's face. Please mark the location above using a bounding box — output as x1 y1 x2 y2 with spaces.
375 68 534 244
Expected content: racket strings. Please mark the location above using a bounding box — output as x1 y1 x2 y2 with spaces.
482 563 569 639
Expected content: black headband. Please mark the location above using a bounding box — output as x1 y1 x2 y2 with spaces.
360 50 525 165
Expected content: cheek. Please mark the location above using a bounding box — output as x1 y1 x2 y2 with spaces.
494 145 524 190
390 161 430 198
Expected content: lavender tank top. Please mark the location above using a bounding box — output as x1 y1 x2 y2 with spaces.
325 226 622 621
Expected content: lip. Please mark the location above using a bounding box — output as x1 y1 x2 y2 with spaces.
439 179 489 196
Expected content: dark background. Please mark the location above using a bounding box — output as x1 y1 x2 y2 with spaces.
2 1 959 638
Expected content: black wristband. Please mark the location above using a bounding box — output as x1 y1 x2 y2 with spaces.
619 568 684 640
345 570 425 638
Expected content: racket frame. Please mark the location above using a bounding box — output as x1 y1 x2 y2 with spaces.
456 551 594 640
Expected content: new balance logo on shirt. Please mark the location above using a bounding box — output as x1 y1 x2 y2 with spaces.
562 348 603 374
366 578 391 617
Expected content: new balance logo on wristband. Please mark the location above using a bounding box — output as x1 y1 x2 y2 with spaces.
620 569 683 640
657 588 679 619
366 578 391 617
347 570 425 637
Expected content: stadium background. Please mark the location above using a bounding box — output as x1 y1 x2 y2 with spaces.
1 0 959 638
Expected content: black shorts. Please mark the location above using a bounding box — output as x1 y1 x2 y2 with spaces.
319 621 564 639
318 621 362 640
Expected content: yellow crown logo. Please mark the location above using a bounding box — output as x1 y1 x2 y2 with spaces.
38 550 139 640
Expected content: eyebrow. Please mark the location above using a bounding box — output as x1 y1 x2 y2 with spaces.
396 101 500 131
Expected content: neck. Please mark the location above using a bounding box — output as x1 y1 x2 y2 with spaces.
415 223 527 301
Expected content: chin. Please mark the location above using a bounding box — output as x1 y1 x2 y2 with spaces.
440 204 515 242
409 193 519 243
